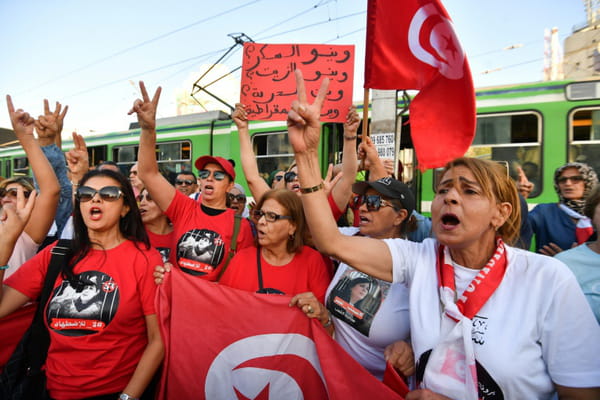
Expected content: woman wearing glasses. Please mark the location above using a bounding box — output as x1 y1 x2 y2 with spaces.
291 177 416 380
529 162 598 255
133 82 254 280
2 169 164 399
219 189 330 302
138 188 175 264
288 71 599 399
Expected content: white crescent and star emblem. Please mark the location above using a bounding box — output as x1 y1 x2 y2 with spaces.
408 3 465 80
205 333 328 399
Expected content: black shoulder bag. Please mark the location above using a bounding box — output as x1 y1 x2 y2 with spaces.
0 239 72 400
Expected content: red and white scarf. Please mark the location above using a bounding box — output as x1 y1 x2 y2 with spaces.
558 203 594 244
422 238 507 400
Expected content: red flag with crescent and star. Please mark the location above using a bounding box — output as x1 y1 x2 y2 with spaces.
156 267 403 400
364 0 476 170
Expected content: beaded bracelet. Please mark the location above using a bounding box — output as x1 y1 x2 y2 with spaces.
0 265 9 270
343 135 357 141
299 181 324 194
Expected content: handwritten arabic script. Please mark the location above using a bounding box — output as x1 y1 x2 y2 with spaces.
241 43 355 122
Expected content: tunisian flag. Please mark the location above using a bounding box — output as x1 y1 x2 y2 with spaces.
364 0 476 170
156 268 403 399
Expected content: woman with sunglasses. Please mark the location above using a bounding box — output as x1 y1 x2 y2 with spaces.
291 177 416 380
529 162 598 255
138 188 175 264
219 189 330 301
133 82 254 280
287 70 600 399
2 169 164 399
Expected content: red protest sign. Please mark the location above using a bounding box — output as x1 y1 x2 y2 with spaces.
241 43 354 122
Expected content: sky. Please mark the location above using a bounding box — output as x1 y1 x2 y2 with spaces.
0 0 587 137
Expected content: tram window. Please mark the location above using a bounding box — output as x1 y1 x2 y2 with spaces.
87 145 107 167
569 107 600 176
113 146 138 164
465 112 542 198
3 159 10 177
252 131 294 181
13 157 29 176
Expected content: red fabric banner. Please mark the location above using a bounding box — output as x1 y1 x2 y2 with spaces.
241 43 354 123
156 268 403 399
364 0 476 170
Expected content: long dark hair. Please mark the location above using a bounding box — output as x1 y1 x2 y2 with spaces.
66 169 149 280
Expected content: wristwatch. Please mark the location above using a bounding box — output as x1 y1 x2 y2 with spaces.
119 394 139 400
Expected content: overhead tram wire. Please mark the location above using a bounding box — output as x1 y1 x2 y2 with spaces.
252 0 337 37
61 8 365 101
14 0 262 96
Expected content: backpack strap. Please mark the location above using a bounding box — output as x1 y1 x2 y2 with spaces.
216 215 243 281
27 239 73 371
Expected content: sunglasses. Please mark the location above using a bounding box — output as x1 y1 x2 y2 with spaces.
357 195 398 212
175 179 195 186
136 193 152 202
76 186 124 202
227 193 246 202
0 187 32 199
256 287 285 295
274 175 284 182
252 209 292 222
198 169 227 181
557 175 584 184
284 171 298 182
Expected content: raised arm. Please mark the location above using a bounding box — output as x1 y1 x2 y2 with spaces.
35 99 72 235
359 135 389 180
330 106 359 211
6 95 60 244
129 81 175 212
288 70 392 281
233 103 270 201
0 187 37 318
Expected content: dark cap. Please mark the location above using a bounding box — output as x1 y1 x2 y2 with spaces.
352 177 415 215
194 156 235 180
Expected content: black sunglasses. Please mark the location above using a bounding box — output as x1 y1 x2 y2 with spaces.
136 192 152 202
256 287 285 295
76 186 124 202
557 175 584 184
175 179 195 186
227 193 246 202
358 195 398 212
274 175 284 182
252 209 292 222
284 171 298 182
198 169 227 181
0 187 32 199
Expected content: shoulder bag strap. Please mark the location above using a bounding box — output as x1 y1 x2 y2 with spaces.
256 246 264 292
216 214 243 281
27 239 73 371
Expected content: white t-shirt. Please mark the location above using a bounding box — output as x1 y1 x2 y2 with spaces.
326 228 410 380
5 231 39 279
385 238 600 399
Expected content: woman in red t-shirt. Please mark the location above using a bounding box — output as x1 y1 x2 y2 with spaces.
219 189 330 302
1 169 163 400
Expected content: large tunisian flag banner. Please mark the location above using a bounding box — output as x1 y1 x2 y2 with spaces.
364 0 476 170
156 268 403 399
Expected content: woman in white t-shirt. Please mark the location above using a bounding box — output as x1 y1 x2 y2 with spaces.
287 70 600 400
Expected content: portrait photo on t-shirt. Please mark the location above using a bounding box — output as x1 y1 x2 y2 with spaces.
326 268 391 336
46 270 119 336
176 228 225 276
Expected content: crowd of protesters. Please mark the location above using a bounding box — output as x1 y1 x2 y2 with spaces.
0 73 599 400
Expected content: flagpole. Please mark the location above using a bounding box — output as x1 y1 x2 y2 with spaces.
362 88 369 137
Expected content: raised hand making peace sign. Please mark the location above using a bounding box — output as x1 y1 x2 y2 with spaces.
287 69 330 155
128 81 162 131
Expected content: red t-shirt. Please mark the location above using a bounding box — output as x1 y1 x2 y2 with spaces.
5 240 161 400
166 190 254 280
219 245 331 303
147 229 176 265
